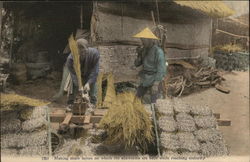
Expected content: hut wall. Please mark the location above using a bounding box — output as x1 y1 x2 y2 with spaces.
95 45 139 83
91 4 211 82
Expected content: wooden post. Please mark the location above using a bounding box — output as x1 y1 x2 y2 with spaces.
151 11 156 26
80 4 83 29
9 12 14 67
209 18 213 58
0 2 3 47
155 0 160 25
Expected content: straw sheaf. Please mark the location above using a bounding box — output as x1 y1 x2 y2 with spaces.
99 92 153 151
1 94 49 111
68 34 82 89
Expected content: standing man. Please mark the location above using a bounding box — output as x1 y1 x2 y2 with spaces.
66 38 100 112
133 27 167 103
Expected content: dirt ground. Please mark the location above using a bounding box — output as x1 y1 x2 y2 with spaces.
11 76 67 105
180 70 249 156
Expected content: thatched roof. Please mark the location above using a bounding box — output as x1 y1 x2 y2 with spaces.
173 1 235 18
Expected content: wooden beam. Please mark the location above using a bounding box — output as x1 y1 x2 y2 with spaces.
94 109 107 116
213 113 220 119
61 112 73 125
84 115 91 124
70 123 94 129
216 29 249 39
93 41 209 50
165 43 209 50
50 113 65 123
50 114 103 124
51 108 65 115
215 84 230 94
217 119 231 126
90 116 103 123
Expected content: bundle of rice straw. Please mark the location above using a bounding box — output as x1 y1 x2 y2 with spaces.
102 73 116 108
68 34 82 89
213 44 244 53
1 94 49 111
96 72 104 108
99 92 154 151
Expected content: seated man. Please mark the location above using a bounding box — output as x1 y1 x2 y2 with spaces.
133 27 167 103
66 38 100 112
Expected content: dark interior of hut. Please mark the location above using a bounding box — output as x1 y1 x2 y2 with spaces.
4 2 93 103
6 2 93 69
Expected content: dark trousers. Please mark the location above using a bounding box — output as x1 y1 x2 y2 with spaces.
136 83 162 103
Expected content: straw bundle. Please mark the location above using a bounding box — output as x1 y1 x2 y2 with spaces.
99 92 153 151
68 34 82 89
96 72 104 108
1 94 49 112
200 140 228 157
102 73 116 108
194 128 223 142
1 130 47 148
1 119 21 134
213 44 244 53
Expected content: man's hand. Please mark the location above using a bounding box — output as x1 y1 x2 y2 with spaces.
82 93 90 102
83 83 90 92
79 86 90 102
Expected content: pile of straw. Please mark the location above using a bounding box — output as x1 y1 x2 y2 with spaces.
99 92 153 151
213 44 244 53
1 93 49 111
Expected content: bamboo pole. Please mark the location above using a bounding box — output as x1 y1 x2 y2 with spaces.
209 18 213 57
46 105 52 157
216 29 249 39
151 10 156 26
80 4 83 29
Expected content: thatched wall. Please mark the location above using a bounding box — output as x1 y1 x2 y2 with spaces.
91 2 212 82
96 45 139 83
91 4 211 49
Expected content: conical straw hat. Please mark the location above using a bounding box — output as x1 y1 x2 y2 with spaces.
133 27 159 40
